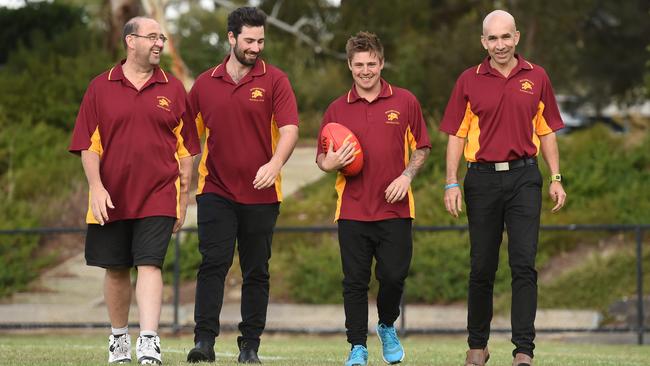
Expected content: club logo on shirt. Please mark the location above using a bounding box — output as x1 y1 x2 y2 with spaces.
519 79 534 95
385 110 401 125
156 96 171 111
250 87 265 102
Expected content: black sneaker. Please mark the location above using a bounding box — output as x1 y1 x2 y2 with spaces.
187 341 215 363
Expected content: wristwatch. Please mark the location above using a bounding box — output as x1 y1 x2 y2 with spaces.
550 174 562 183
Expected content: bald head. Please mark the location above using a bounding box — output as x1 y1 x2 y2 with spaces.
482 10 516 35
480 10 520 71
122 16 159 50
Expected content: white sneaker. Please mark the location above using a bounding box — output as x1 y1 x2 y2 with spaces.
136 335 162 365
108 334 132 364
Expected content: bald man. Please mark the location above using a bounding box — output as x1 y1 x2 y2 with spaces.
439 10 566 366
70 16 199 365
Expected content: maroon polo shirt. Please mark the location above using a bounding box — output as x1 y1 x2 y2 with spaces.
188 56 299 204
317 79 431 221
69 61 201 223
440 55 564 162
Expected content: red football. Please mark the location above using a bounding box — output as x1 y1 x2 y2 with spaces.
320 122 364 176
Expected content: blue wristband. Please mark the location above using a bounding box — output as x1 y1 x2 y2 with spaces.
444 183 460 190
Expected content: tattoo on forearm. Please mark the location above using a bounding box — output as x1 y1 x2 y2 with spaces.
402 148 430 179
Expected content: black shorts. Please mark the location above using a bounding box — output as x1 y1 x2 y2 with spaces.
85 216 175 268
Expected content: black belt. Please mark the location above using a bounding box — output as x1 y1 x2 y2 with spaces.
467 157 537 172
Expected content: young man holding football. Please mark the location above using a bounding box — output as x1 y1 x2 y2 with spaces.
316 31 431 366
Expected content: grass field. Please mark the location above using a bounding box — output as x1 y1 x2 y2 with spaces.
0 333 649 365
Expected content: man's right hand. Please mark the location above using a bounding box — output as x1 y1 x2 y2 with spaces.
444 185 463 218
90 184 114 225
319 140 356 172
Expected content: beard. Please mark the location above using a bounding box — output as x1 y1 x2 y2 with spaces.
233 42 259 66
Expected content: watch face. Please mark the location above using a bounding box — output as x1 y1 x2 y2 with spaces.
551 174 562 182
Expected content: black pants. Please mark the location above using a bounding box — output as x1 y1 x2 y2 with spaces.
193 193 279 351
463 164 542 358
338 218 413 347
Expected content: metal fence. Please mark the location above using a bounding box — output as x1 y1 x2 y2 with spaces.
0 224 648 343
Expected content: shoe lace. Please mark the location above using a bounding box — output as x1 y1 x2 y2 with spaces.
379 325 399 348
138 336 158 353
349 345 366 360
111 335 129 355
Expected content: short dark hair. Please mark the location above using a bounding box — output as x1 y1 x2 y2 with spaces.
345 31 384 62
122 17 141 50
227 7 266 39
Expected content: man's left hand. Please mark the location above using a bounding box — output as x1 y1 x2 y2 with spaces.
385 174 412 203
173 213 186 233
173 193 190 233
549 181 566 212
254 159 282 189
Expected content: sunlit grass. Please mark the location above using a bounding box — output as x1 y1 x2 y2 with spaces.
0 332 649 365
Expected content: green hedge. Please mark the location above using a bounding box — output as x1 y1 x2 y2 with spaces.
162 125 649 307
0 3 112 297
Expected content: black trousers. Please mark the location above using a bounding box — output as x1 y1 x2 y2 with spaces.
338 218 413 347
463 164 542 358
193 193 279 351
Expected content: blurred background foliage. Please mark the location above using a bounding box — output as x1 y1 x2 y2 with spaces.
0 0 649 310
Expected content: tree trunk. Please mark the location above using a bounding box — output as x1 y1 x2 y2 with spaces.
104 0 143 58
141 0 194 88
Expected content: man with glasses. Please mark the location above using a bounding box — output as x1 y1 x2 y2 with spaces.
185 6 299 364
440 10 566 366
69 16 200 365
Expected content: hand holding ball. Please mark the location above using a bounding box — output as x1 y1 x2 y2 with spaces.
320 123 364 176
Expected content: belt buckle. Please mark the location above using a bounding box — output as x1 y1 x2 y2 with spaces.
494 162 510 171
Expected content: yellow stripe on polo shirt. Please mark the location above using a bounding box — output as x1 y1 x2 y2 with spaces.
197 129 210 195
195 112 206 139
89 126 103 155
271 116 282 202
334 172 346 221
195 112 210 194
85 126 103 224
174 118 192 218
457 102 481 162
174 118 191 158
173 120 189 218
403 126 416 218
532 100 553 154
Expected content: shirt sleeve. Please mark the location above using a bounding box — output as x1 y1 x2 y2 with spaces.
408 94 432 151
439 74 469 137
535 72 565 135
175 85 201 157
69 83 101 155
272 75 299 127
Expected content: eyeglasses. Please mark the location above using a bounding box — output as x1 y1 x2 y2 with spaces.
130 33 168 43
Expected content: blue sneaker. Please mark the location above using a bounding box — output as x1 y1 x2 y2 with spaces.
345 345 368 366
376 323 404 364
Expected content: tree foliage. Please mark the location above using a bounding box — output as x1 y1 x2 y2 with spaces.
0 1 85 64
0 1 112 296
168 0 648 128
